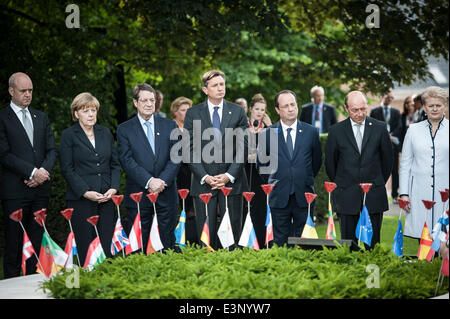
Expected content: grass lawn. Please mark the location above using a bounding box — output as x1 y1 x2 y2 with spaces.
316 215 419 255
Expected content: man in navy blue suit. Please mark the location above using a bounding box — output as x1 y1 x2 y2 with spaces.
257 90 322 247
117 83 180 252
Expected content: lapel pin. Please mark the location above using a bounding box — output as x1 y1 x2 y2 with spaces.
229 111 232 114
33 114 36 118
369 122 372 126
157 132 160 136
299 129 302 133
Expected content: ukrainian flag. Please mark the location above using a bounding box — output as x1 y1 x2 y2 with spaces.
301 215 318 239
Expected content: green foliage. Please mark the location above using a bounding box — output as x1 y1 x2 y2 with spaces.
313 134 330 222
42 244 448 299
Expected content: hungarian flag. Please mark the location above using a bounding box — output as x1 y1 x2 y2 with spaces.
125 212 142 254
64 231 78 269
147 215 164 254
238 212 259 250
84 236 106 270
37 232 68 278
200 215 214 252
417 222 433 260
301 215 319 239
111 215 129 255
218 208 234 249
265 205 274 245
174 209 186 248
22 232 35 276
326 202 336 240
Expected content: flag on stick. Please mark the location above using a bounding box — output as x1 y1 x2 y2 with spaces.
83 236 106 270
60 208 81 267
261 184 275 247
125 212 142 254
111 215 129 256
175 189 189 248
239 192 259 250
326 202 336 240
63 231 78 269
417 222 433 260
199 193 214 252
22 232 35 276
391 220 404 257
37 232 68 278
356 205 373 247
218 187 234 249
301 215 319 239
147 214 164 254
426 211 449 261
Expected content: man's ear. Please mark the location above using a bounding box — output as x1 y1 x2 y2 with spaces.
8 87 14 97
201 86 208 96
132 98 138 108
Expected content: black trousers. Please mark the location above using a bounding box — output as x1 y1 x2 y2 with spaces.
338 212 383 250
270 194 309 247
193 193 243 250
67 198 115 266
391 148 399 199
2 196 48 279
124 203 177 253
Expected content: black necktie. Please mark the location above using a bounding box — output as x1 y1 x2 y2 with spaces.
286 127 294 159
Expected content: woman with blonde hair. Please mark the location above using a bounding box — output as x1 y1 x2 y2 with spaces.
399 86 449 241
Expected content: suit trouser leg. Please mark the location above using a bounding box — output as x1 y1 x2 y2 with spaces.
391 149 399 199
2 197 47 278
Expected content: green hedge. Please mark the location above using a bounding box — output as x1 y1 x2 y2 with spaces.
42 245 448 299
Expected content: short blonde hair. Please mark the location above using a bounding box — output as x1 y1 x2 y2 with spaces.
201 70 225 87
421 86 449 107
70 92 100 121
170 96 193 119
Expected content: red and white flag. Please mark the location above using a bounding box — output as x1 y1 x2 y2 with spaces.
125 212 142 254
64 231 78 269
22 232 35 276
147 215 164 254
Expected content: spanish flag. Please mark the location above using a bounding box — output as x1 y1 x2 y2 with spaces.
301 215 318 239
417 222 433 260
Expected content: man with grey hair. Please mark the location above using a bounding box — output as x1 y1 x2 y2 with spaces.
325 91 393 250
235 97 248 115
0 72 57 278
300 85 337 133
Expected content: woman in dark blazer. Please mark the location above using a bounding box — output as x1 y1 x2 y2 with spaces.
59 92 121 265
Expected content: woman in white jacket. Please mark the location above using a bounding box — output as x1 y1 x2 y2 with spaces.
399 86 449 240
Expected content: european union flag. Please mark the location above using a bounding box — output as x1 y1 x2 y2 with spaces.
174 210 186 247
355 205 373 246
391 219 403 257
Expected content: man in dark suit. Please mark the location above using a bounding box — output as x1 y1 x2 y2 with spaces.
117 83 180 252
257 90 322 247
299 86 337 134
183 70 248 249
0 72 57 278
369 91 402 202
325 91 393 249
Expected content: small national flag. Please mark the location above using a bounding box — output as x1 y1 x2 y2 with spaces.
111 215 129 255
218 208 234 249
147 214 164 254
391 219 403 257
238 212 259 250
442 232 449 277
326 202 336 240
84 237 106 270
426 214 449 261
265 205 274 245
355 205 373 246
22 232 35 276
201 215 214 252
37 232 68 278
417 222 433 260
64 231 78 269
125 212 142 255
301 215 319 239
174 210 186 248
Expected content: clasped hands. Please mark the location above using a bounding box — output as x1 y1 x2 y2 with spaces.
24 168 50 188
148 177 166 194
205 174 230 190
84 189 118 203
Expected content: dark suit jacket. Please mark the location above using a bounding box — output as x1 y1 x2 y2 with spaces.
0 105 57 199
370 106 402 151
117 114 180 208
183 99 249 196
325 117 393 215
299 102 337 133
257 120 322 209
59 123 121 200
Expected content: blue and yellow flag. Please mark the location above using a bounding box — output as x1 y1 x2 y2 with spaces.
174 210 186 247
391 219 403 257
355 205 373 246
301 215 318 239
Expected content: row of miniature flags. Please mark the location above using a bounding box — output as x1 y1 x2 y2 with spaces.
10 182 449 279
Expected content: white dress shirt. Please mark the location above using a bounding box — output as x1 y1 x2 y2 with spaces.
137 112 155 189
349 117 366 140
280 120 297 148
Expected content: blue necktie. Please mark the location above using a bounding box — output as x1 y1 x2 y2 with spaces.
212 106 221 142
286 127 294 159
144 121 155 154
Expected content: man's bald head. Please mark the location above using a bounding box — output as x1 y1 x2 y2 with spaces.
345 91 368 124
8 72 33 108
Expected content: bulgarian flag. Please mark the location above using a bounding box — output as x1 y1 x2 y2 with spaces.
37 232 68 278
22 232 35 276
326 202 337 240
84 237 106 270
